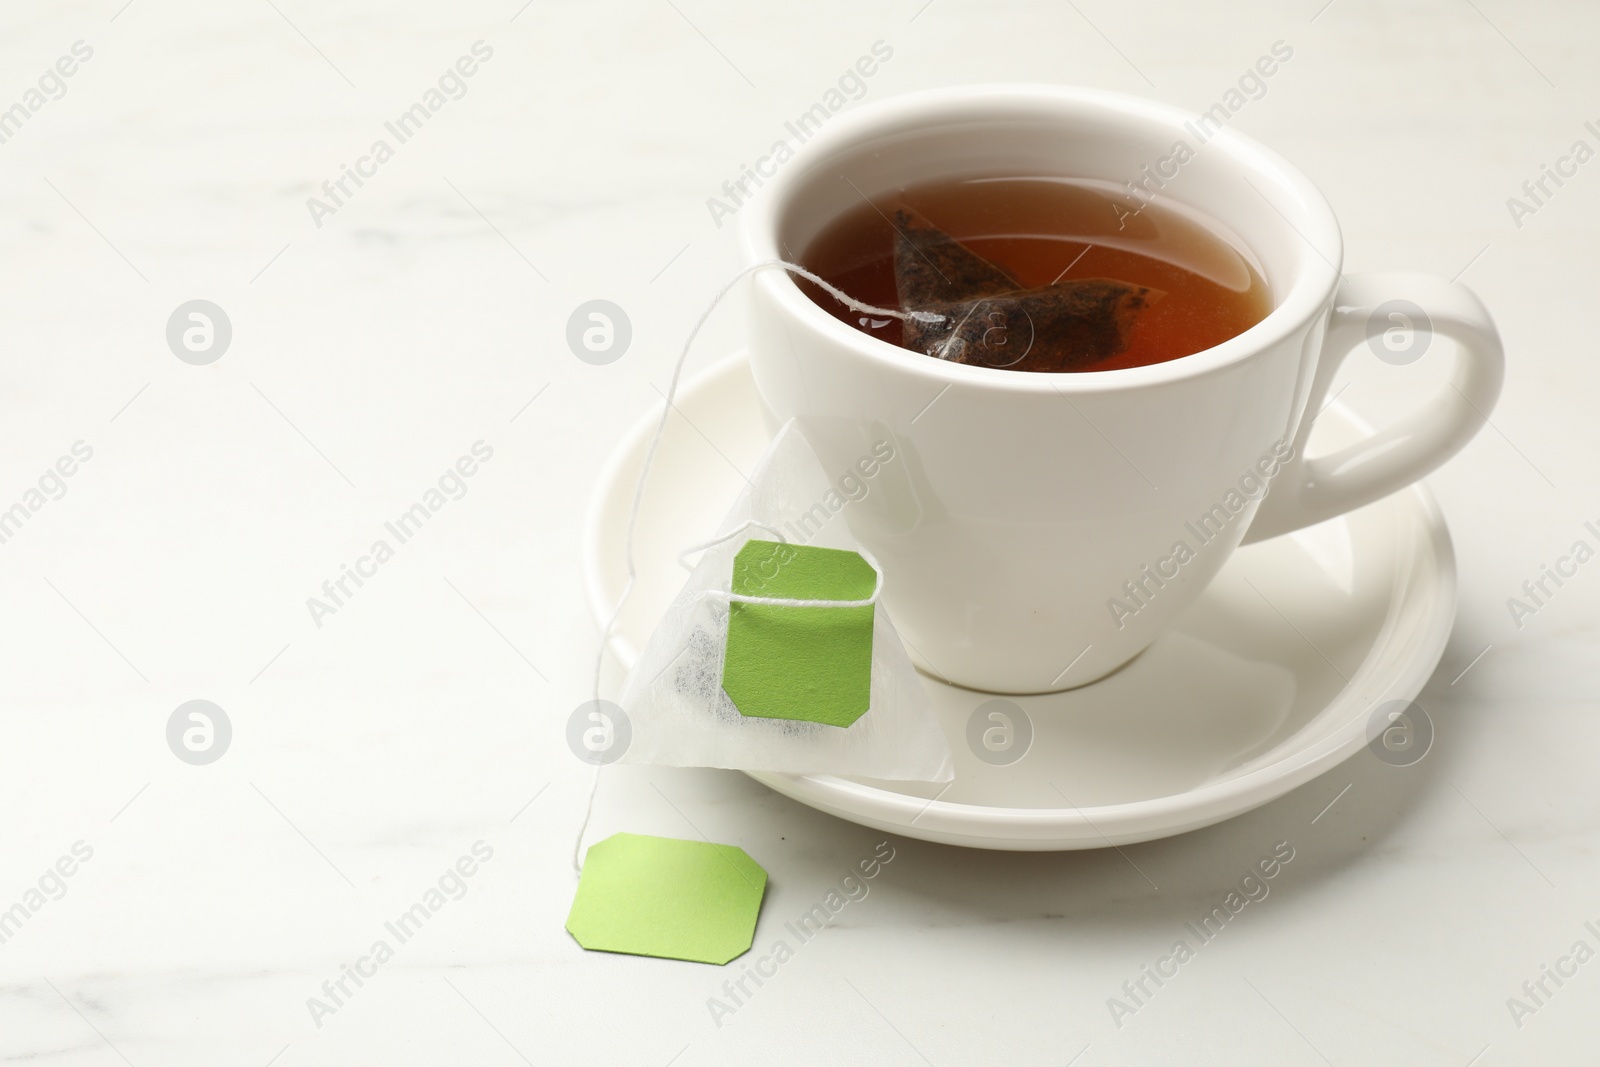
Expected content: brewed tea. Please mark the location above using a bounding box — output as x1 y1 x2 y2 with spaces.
797 176 1272 373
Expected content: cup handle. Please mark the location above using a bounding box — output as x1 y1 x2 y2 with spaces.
1242 271 1505 544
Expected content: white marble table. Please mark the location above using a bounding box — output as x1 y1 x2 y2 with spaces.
0 0 1596 1063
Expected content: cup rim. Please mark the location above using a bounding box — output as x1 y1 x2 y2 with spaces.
739 83 1344 393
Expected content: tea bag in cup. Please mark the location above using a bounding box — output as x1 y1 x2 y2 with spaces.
893 209 1164 372
616 420 954 782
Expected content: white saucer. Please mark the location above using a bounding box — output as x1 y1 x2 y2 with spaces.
583 353 1457 850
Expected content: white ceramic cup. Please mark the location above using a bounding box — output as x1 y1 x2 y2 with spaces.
740 85 1502 694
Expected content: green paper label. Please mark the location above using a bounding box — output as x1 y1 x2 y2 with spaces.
720 540 874 728
566 833 768 966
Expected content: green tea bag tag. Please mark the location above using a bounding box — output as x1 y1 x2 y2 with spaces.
720 539 877 728
566 833 767 965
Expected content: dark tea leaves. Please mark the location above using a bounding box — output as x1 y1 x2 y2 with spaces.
893 210 1163 372
892 209 1021 304
903 282 1164 372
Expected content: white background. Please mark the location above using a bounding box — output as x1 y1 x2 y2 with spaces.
0 0 1596 1063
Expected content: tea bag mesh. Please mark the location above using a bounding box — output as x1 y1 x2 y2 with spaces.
616 421 954 781
575 260 950 872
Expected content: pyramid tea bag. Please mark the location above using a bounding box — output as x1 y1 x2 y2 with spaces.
615 421 953 782
893 209 1163 373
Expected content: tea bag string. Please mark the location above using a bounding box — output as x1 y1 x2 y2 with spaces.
675 519 788 570
574 260 934 875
